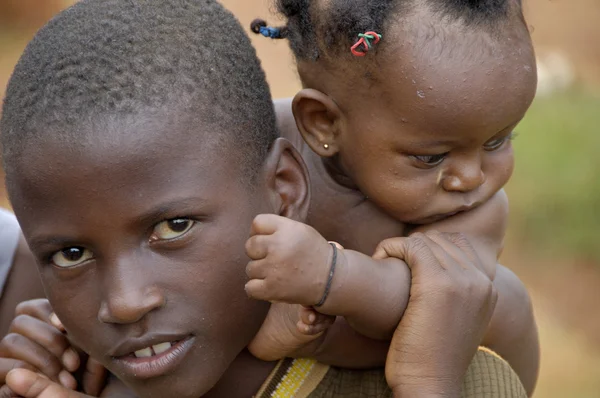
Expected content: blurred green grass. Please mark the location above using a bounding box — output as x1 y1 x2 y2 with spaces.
507 91 600 262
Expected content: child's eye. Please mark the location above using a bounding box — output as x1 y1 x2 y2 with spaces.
151 218 195 241
484 132 515 151
51 247 94 268
411 153 447 167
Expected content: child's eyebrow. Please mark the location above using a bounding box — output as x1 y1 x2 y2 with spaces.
28 235 80 252
27 198 209 251
135 198 210 227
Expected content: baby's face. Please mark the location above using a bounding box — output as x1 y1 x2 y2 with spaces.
8 116 272 397
332 17 536 224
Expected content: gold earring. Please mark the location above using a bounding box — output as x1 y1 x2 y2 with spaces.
323 143 330 150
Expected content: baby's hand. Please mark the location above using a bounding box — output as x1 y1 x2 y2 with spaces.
245 214 334 306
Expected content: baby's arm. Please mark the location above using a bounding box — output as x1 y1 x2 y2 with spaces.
407 190 539 395
245 214 411 341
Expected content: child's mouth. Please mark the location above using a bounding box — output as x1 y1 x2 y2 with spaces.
113 335 195 379
129 340 181 358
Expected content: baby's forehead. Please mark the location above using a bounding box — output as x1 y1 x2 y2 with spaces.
360 21 536 126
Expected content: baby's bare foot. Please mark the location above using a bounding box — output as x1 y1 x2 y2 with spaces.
297 306 334 335
249 303 335 361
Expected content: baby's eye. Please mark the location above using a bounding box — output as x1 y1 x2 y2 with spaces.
151 218 195 241
411 153 447 167
484 133 514 151
51 247 94 268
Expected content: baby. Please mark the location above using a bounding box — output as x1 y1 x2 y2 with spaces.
246 0 539 394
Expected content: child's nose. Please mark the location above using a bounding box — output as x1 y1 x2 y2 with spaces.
442 158 486 193
97 256 166 325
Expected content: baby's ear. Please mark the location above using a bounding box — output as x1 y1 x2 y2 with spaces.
261 138 310 222
292 89 343 157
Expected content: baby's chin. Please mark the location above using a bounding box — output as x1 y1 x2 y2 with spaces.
404 207 471 225
408 213 455 225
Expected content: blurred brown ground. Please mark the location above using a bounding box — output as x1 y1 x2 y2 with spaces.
1 1 599 396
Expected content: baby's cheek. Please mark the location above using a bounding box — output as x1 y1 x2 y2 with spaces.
486 150 514 188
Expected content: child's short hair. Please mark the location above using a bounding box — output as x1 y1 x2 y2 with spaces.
253 0 523 61
1 0 278 178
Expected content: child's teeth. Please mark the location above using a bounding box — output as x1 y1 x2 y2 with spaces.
134 347 153 358
152 342 172 355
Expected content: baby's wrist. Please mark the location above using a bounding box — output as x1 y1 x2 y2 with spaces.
312 241 340 307
312 243 352 316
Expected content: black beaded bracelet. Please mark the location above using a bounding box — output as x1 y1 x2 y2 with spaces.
314 242 338 308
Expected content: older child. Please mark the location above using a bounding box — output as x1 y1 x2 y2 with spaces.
0 0 521 397
247 0 539 393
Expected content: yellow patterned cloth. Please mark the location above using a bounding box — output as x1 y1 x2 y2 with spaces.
255 347 527 398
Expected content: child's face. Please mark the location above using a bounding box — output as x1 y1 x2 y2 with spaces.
326 20 536 224
8 116 276 397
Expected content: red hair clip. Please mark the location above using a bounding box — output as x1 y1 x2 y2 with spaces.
350 31 382 57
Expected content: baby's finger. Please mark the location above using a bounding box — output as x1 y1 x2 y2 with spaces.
296 313 334 336
245 260 269 280
299 306 319 325
244 279 271 301
0 334 63 382
82 358 107 397
249 214 283 237
245 235 270 260
9 316 78 372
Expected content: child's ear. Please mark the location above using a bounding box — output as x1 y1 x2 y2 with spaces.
292 89 342 158
262 138 310 221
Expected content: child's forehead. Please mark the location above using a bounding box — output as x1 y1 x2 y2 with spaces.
10 122 248 237
59 112 219 156
13 115 233 190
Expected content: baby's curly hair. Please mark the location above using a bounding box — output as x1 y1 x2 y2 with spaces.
252 0 522 62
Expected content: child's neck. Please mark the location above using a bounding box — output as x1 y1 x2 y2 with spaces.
203 350 277 398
